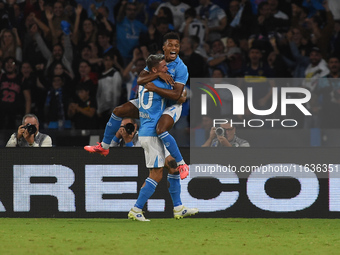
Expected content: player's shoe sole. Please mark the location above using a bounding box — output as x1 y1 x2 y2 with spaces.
84 142 109 156
177 164 189 180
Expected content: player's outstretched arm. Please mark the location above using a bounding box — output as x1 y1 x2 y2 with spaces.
145 82 184 101
137 70 174 85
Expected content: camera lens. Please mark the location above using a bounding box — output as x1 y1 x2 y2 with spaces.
215 127 224 137
124 123 135 135
25 123 37 135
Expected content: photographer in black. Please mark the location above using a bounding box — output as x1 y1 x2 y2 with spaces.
6 114 52 147
201 121 250 147
110 118 140 147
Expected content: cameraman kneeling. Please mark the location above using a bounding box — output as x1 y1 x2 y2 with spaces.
201 122 250 147
110 118 140 147
6 114 52 147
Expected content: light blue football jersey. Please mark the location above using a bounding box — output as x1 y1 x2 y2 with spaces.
138 79 172 137
144 56 189 85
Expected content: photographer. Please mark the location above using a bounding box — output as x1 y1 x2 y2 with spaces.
110 118 140 147
6 114 52 147
201 122 250 147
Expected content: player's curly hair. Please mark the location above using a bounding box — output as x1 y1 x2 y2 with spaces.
163 32 180 44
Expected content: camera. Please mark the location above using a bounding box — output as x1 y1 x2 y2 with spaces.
122 123 135 135
215 127 225 137
23 123 37 135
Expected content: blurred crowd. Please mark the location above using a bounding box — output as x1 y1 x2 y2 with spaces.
0 0 340 131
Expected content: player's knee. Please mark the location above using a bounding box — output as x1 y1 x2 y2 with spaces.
167 159 177 172
156 125 167 135
112 107 122 117
150 168 163 183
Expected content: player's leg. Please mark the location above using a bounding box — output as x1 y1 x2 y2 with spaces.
128 137 165 221
84 100 139 155
156 104 188 179
165 152 198 219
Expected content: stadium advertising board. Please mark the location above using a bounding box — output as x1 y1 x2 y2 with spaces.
0 148 340 218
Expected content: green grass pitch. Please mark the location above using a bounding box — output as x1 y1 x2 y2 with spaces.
0 218 339 255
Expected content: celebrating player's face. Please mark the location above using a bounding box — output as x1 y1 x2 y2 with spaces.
163 39 180 62
156 60 168 73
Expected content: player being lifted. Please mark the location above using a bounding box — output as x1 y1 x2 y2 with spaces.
85 32 189 179
128 54 198 221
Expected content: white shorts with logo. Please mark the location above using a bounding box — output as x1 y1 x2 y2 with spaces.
139 136 165 168
130 99 182 124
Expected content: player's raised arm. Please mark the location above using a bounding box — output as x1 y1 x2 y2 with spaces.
144 82 184 101
137 69 174 85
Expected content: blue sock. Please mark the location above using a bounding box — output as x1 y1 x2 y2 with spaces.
168 174 182 207
134 178 158 209
158 131 183 163
102 113 122 145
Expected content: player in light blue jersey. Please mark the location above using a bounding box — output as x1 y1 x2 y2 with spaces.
85 32 190 179
128 54 198 221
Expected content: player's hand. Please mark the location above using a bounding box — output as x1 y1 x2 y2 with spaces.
144 82 157 92
17 125 25 139
158 72 174 85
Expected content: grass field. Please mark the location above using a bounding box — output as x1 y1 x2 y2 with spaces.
0 218 339 255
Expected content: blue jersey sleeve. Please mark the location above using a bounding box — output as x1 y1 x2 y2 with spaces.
174 61 188 85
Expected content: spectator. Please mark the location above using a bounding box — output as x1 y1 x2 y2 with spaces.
72 15 98 50
110 117 141 147
250 1 290 37
303 47 330 92
93 6 115 35
180 36 209 79
0 28 22 62
304 0 334 59
207 39 229 76
302 47 330 128
240 46 275 121
153 0 189 31
139 17 170 59
33 29 74 78
316 56 340 128
122 47 145 100
0 57 31 129
76 59 97 100
44 75 71 129
46 1 70 45
330 19 340 59
6 113 52 147
153 6 174 30
225 0 253 38
201 121 250 147
268 0 289 20
81 0 119 25
196 0 227 42
97 29 123 69
97 53 123 129
179 8 208 54
225 37 243 77
116 1 148 67
68 83 97 130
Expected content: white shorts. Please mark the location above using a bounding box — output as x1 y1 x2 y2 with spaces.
162 104 182 124
139 137 165 168
129 99 182 124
